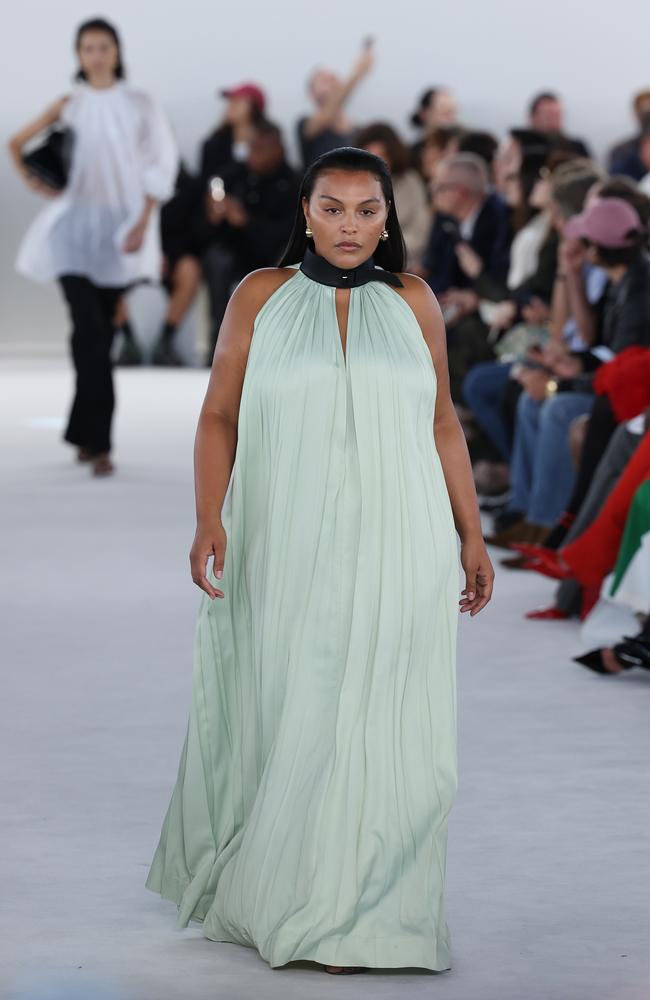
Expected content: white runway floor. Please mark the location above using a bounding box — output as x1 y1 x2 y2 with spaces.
2 359 649 1000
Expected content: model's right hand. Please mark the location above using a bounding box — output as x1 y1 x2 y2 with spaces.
190 521 227 600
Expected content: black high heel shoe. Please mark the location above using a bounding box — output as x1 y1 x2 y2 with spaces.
574 634 650 674
572 649 627 674
614 635 650 670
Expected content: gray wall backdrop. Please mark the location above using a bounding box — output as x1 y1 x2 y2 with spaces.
2 0 650 357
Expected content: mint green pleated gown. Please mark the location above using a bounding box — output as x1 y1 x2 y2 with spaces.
145 262 460 971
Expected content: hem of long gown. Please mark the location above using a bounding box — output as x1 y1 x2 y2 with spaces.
144 871 452 973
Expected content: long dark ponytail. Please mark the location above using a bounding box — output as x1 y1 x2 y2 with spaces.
277 147 406 272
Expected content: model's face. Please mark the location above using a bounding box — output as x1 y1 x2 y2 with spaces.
303 169 389 267
77 30 119 82
531 98 563 133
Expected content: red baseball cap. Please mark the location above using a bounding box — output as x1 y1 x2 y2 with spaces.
565 197 643 248
219 82 266 112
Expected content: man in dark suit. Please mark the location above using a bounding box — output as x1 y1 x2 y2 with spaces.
423 152 511 400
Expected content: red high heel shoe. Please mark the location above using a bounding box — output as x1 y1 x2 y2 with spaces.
523 549 573 581
525 605 570 620
508 541 551 559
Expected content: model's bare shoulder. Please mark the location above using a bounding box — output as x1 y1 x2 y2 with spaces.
392 272 444 328
212 267 300 366
230 266 299 322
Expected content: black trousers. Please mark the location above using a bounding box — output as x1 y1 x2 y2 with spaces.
59 275 125 454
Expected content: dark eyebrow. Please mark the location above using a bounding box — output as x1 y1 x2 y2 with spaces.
318 194 382 205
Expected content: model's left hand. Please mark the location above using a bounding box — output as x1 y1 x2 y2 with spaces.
459 537 494 616
122 221 146 253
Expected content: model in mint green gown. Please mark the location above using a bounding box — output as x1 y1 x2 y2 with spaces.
145 260 460 972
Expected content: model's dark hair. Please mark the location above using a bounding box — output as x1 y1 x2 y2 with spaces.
74 18 125 81
277 147 406 272
355 122 410 175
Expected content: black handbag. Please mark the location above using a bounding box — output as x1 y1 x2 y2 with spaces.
22 126 74 190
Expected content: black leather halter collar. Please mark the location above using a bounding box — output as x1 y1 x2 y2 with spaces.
299 246 404 288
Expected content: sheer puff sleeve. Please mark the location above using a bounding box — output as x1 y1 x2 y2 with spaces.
133 89 179 203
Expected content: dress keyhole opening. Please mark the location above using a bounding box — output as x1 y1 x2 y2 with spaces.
334 287 351 366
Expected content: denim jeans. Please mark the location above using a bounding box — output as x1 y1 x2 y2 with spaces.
509 390 595 526
462 361 513 462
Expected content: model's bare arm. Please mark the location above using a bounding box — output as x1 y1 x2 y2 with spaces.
7 96 69 196
399 274 495 616
190 268 295 599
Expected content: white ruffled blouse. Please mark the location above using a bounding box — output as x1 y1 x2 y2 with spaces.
16 79 179 287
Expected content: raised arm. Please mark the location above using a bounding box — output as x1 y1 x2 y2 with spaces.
189 268 295 599
7 95 69 196
400 274 495 616
302 43 375 141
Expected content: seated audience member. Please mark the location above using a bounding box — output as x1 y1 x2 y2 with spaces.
424 152 511 294
493 178 650 588
527 92 590 158
357 122 431 271
608 90 650 180
457 130 499 181
423 152 511 398
151 163 206 365
636 117 650 196
408 86 459 175
417 126 462 188
494 128 550 203
538 178 650 526
114 162 205 367
460 159 600 485
552 396 650 619
198 121 299 364
297 41 374 168
200 82 267 184
524 425 650 624
490 197 650 545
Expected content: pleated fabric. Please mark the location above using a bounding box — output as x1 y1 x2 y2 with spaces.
145 264 460 971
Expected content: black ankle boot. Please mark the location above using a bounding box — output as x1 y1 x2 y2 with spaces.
151 323 183 366
115 321 143 365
